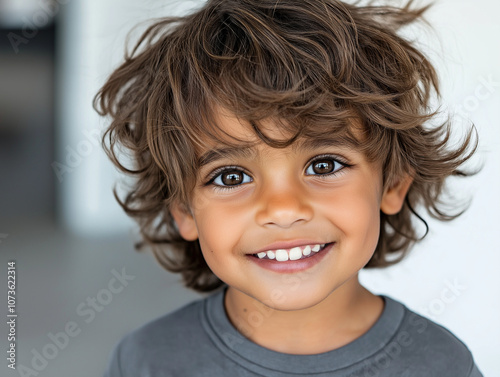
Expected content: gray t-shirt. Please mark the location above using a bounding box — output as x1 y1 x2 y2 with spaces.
105 287 483 376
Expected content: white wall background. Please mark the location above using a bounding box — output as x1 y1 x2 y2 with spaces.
56 0 500 375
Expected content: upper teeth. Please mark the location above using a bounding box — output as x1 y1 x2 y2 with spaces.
256 244 326 261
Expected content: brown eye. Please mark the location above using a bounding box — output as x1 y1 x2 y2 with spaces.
211 168 252 187
221 171 243 185
305 157 345 176
312 160 334 174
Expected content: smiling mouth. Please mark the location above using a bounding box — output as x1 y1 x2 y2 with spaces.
250 243 333 262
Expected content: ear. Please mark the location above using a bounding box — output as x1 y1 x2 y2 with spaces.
380 174 413 215
170 202 199 241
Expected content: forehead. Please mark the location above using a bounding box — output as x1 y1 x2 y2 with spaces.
194 107 367 166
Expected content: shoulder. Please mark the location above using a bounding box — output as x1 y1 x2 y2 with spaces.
104 294 210 377
380 296 482 377
130 300 200 344
123 297 203 349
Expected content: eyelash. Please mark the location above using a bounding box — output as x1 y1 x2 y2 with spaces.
204 165 252 193
305 154 352 179
204 154 352 192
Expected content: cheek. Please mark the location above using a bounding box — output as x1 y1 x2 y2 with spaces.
196 200 244 237
192 203 247 275
323 185 381 253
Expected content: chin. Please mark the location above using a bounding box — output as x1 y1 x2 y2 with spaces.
251 285 335 312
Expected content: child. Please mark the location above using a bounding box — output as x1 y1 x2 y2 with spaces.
95 0 483 375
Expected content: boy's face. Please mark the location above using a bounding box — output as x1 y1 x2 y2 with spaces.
171 110 412 311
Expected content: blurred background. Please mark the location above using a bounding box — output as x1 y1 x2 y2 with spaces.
0 0 498 376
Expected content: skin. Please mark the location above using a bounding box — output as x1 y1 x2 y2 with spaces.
171 110 413 355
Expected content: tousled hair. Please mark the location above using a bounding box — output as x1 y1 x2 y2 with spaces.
94 0 478 292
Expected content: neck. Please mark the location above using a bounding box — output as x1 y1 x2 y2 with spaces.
224 276 384 355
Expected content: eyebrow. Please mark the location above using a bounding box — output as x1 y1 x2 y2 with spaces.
197 135 361 168
292 136 361 154
198 146 257 167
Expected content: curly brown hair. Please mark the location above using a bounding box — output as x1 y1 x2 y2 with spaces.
94 0 478 292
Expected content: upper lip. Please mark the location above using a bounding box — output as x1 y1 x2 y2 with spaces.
249 240 329 254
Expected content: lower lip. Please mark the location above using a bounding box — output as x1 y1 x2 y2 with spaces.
247 243 334 273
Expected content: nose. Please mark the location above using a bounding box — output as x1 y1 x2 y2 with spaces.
255 181 314 229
